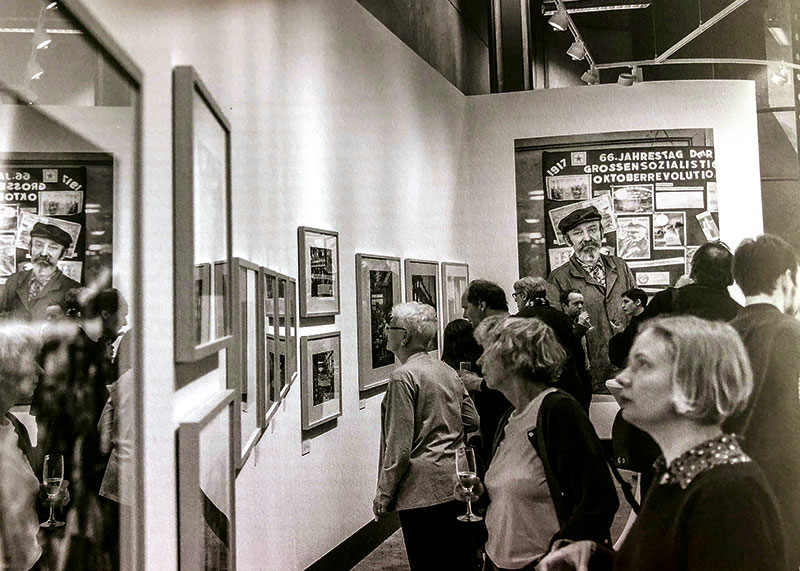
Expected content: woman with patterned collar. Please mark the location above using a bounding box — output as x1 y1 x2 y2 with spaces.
539 316 785 571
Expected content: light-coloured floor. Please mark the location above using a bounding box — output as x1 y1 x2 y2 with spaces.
352 471 637 571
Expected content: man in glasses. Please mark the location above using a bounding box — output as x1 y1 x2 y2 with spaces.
548 206 635 392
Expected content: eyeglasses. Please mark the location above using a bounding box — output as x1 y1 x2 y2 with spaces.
512 291 523 299
384 324 407 333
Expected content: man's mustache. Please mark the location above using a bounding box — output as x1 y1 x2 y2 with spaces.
577 238 601 251
33 254 56 266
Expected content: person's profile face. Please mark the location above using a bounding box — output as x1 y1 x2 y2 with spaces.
616 330 676 431
15 354 42 402
461 291 482 326
621 296 639 317
564 293 584 317
476 347 502 391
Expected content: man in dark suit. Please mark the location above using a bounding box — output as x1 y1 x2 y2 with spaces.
641 241 741 321
0 222 80 321
725 234 800 570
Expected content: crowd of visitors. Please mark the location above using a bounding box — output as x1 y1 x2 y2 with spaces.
0 280 130 571
373 232 799 571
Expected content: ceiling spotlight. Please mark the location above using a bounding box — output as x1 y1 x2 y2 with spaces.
46 2 58 9
766 15 790 46
549 5 569 31
567 40 586 61
33 28 51 49
771 66 789 85
28 60 44 80
581 67 600 85
618 66 642 86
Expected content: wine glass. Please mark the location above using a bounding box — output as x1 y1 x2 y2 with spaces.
40 454 65 529
455 447 482 522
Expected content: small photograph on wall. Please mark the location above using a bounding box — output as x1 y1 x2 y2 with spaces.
548 194 618 245
0 205 18 232
548 247 573 272
696 211 720 241
546 174 591 201
298 226 340 317
616 216 651 260
404 259 439 354
612 184 654 213
441 262 469 328
356 254 401 391
653 212 687 249
685 245 700 276
636 271 671 287
38 190 84 215
0 234 16 276
301 332 342 430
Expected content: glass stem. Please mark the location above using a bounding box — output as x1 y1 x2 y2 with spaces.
466 498 474 519
47 504 55 523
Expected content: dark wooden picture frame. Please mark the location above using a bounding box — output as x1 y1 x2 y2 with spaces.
173 65 233 362
297 226 340 317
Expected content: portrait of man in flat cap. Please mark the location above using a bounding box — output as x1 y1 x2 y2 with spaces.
547 205 636 391
0 221 81 321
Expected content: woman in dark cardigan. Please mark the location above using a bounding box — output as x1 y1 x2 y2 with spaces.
461 316 617 571
539 316 785 571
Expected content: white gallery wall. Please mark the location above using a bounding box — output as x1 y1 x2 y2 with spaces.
74 0 762 569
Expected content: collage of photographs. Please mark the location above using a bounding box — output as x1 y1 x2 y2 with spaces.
543 146 722 292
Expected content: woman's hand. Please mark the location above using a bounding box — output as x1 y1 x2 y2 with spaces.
453 476 483 502
537 540 596 571
458 370 483 392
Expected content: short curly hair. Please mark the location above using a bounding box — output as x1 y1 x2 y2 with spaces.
391 302 437 349
637 316 753 425
477 317 565 385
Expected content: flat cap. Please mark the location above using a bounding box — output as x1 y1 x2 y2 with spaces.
558 206 602 236
29 222 72 249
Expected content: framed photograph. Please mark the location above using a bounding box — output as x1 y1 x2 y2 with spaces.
611 184 654 213
286 278 298 381
177 390 237 571
440 262 469 328
0 233 16 277
616 215 652 260
548 194 618 245
194 263 212 346
301 332 343 430
0 204 19 232
404 259 440 354
652 212 687 249
298 226 340 317
38 190 84 215
356 254 402 391
276 274 289 397
261 268 280 419
214 260 230 340
227 258 264 468
546 173 591 201
173 65 233 363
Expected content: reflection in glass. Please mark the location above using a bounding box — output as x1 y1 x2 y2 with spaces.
0 1 140 569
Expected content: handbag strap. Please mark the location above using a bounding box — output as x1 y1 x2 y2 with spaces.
606 457 640 514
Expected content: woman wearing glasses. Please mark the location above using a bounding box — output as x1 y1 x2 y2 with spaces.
373 302 480 570
538 317 785 571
